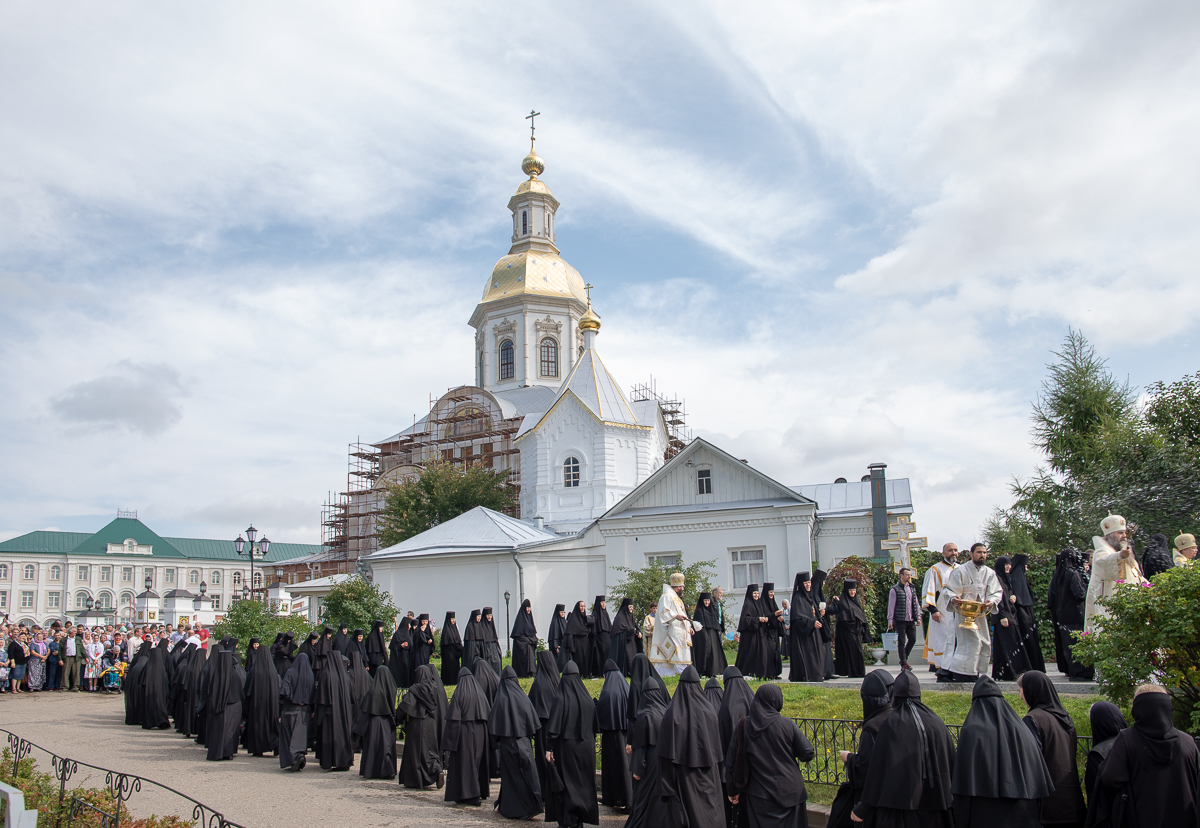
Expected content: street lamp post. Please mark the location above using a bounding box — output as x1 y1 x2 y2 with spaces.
503 590 511 657
234 524 271 602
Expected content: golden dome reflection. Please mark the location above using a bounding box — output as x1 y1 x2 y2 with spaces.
522 152 545 178
578 304 601 332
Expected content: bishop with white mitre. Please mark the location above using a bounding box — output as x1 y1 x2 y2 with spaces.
649 572 694 677
1085 514 1149 633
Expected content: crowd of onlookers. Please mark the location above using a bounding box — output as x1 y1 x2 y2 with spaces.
0 617 210 695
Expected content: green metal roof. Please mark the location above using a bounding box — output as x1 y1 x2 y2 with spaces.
0 518 325 563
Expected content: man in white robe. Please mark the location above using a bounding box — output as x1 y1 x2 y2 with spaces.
939 543 1003 681
1085 514 1149 632
649 572 693 677
921 542 959 671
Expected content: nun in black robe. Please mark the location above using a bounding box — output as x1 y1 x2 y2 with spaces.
830 579 867 679
726 683 816 828
1141 532 1175 579
480 608 503 676
735 585 771 679
787 574 824 683
528 650 561 810
704 677 724 712
442 666 491 805
761 583 784 679
1017 670 1086 828
659 666 724 828
345 628 369 665
564 602 593 678
991 558 1032 682
510 599 538 678
608 598 640 675
172 643 200 735
347 651 372 751
951 675 1053 828
626 677 671 828
191 643 217 744
413 615 435 667
811 571 836 679
547 604 569 670
1048 549 1092 680
312 641 354 771
692 592 728 677
365 620 388 676
124 638 153 725
243 639 280 756
297 631 318 663
627 653 667 725
545 661 598 827
597 659 633 809
851 671 955 828
388 617 414 688
354 666 398 779
205 649 245 761
828 670 892 828
488 666 545 819
273 632 296 678
278 652 314 771
332 623 350 656
1007 554 1046 673
139 639 172 730
1083 701 1126 805
590 596 613 679
397 663 444 788
439 612 463 685
473 657 502 779
462 609 485 671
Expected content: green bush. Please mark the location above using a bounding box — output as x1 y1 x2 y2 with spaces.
211 598 314 645
607 556 718 624
318 575 400 635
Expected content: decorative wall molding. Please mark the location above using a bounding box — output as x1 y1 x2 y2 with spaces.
535 315 562 336
492 318 517 341
599 515 791 536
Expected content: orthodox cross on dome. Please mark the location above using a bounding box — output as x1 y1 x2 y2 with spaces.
880 515 929 571
526 109 541 149
584 282 594 303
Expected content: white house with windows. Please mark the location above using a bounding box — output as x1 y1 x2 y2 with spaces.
0 515 323 628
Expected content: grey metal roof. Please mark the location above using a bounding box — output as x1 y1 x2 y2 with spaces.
366 506 558 560
790 479 913 516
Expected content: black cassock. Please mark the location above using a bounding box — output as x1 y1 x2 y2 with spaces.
830 581 867 679
811 571 837 680
461 610 485 673
691 592 728 678
272 632 296 679
1008 554 1046 673
590 596 613 679
1048 551 1093 680
124 639 153 725
397 664 444 788
546 661 599 827
412 617 435 667
173 644 202 737
950 676 1053 828
442 667 491 804
528 650 561 812
597 659 633 809
626 677 671 828
627 654 668 729
608 598 641 676
346 630 369 666
388 618 414 689
734 586 772 679
205 649 245 761
510 599 538 678
354 666 398 779
139 641 172 730
278 652 314 771
547 604 569 671
828 670 892 828
990 558 1032 682
365 620 388 677
472 657 502 779
787 574 825 683
313 649 354 771
725 683 815 828
479 608 503 676
852 671 955 828
1083 701 1126 806
439 612 463 686
1020 671 1086 827
658 666 724 828
761 583 784 679
564 603 593 678
347 652 372 751
703 678 723 713
243 642 280 756
192 641 218 746
488 666 544 819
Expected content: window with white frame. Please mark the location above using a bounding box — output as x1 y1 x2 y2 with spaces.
697 468 712 495
253 571 263 588
121 593 134 607
212 594 221 609
97 592 113 609
23 564 36 580
563 456 580 488
74 592 88 609
499 340 515 381
232 571 243 586
100 566 112 582
0 590 6 608
21 591 34 608
730 548 765 590
47 592 60 608
0 564 8 579
164 568 175 584
77 565 89 581
211 570 221 585
189 570 200 585
49 565 61 580
647 553 680 568
121 567 133 583
540 337 559 378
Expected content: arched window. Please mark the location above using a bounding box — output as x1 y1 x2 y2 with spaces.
23 564 35 579
522 210 528 235
96 592 113 609
232 571 243 586
188 570 200 585
253 571 263 588
211 570 221 585
499 340 515 380
563 456 580 488
540 337 559 378
49 565 61 580
75 592 89 609
120 593 134 607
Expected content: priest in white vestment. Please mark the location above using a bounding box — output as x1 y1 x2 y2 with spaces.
921 543 959 670
1085 514 1149 632
649 572 693 677
940 543 1003 680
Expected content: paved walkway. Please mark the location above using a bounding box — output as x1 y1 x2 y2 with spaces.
1 691 628 828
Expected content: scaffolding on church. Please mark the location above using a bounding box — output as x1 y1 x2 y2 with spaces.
630 377 692 460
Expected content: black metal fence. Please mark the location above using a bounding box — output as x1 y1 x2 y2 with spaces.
792 717 1093 787
2 728 245 828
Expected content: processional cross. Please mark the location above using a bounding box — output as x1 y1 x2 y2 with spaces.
880 515 929 571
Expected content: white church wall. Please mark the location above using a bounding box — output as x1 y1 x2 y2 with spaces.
813 516 874 569
622 443 787 510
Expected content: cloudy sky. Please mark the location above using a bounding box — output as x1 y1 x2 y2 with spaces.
2 1 1197 546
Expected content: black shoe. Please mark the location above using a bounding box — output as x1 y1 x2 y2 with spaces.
437 771 445 789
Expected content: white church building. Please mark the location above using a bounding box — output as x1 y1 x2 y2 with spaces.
363 140 916 628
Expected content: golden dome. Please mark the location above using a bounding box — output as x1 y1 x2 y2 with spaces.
578 303 601 332
482 250 588 305
522 151 545 178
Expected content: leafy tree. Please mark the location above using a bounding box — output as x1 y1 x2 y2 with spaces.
608 557 718 626
377 461 519 547
318 575 399 634
211 598 314 647
1074 564 1200 732
1145 370 1200 449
